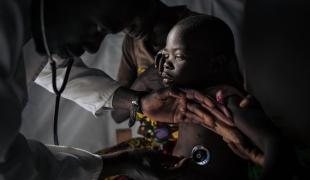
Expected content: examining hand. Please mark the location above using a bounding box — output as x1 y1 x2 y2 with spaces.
131 65 164 92
112 66 164 123
140 87 189 124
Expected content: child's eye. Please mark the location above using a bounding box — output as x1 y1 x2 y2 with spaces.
175 55 185 61
163 53 169 59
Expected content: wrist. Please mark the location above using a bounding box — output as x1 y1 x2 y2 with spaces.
112 87 141 110
129 91 147 127
112 87 147 127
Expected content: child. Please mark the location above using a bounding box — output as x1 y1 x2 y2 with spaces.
159 15 296 179
158 14 248 180
98 15 248 180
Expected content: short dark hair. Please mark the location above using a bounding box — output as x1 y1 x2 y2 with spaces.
175 15 236 57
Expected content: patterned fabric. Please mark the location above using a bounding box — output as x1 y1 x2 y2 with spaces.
96 113 178 180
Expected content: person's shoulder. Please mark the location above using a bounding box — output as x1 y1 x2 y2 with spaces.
123 34 135 46
123 34 145 47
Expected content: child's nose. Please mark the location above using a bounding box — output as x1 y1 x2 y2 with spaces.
164 60 174 70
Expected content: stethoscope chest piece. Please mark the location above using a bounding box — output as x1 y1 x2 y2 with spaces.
191 145 211 166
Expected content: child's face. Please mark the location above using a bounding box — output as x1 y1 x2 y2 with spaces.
160 27 211 88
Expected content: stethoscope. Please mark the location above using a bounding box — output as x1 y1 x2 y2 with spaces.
191 145 211 166
40 0 73 145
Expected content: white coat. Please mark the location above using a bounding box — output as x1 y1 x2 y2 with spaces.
0 0 120 179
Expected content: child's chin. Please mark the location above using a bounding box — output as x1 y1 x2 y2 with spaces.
162 79 174 87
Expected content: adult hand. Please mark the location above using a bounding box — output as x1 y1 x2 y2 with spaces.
226 96 297 179
140 87 191 124
112 66 164 123
182 86 266 162
131 65 164 92
181 88 245 144
100 149 189 180
224 138 265 166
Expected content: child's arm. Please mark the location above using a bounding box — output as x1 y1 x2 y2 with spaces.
227 96 297 180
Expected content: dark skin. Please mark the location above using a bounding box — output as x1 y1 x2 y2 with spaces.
111 1 200 122
111 65 164 123
33 0 198 179
39 1 243 179
36 0 156 58
159 21 248 180
39 0 195 128
114 62 248 180
112 18 249 179
185 90 298 179
159 21 298 179
226 96 296 180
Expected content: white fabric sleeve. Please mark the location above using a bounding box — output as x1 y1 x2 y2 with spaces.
1 134 103 180
0 1 103 180
45 144 103 180
35 58 121 116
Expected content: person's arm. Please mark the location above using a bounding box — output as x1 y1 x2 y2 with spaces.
0 1 103 180
184 87 298 179
35 57 121 116
0 0 30 164
112 65 164 123
227 96 297 180
112 36 138 122
116 36 138 88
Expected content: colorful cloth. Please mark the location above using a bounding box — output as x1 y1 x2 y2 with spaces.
96 113 179 180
